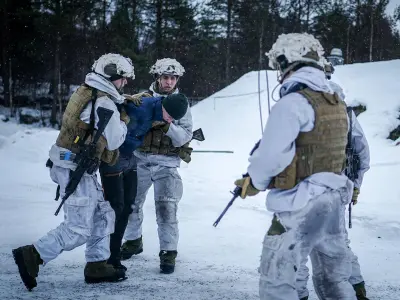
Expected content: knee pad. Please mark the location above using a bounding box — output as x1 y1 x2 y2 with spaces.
155 201 178 224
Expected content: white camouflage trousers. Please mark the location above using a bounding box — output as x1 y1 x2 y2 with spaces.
296 221 364 299
34 165 115 263
259 188 357 300
124 157 183 251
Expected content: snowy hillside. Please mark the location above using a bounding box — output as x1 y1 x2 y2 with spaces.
1 60 400 299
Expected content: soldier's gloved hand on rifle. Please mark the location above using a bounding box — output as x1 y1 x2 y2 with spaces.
352 187 360 205
119 107 130 125
234 176 260 199
123 92 152 106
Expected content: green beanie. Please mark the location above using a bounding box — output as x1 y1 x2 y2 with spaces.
162 93 189 120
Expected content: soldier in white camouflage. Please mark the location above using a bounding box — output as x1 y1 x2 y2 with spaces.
120 58 193 274
12 53 134 290
234 33 358 299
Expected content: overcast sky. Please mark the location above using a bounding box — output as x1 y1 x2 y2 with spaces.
387 0 399 16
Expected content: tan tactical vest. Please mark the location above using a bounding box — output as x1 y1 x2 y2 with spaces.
138 123 192 163
268 88 348 189
56 85 119 165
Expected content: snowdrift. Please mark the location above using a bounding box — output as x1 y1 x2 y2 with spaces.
192 60 400 157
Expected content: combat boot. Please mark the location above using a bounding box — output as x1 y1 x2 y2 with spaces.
120 236 143 260
12 245 43 291
159 250 177 274
84 260 127 283
353 281 370 300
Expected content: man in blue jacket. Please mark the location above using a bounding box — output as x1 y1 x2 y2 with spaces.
99 93 189 272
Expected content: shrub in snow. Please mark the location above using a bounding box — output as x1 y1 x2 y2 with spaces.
388 123 400 141
19 108 41 124
0 114 9 122
352 105 367 117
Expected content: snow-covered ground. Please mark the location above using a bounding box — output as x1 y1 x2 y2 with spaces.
1 60 400 299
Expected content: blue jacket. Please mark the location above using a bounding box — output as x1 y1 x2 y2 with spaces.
119 97 164 156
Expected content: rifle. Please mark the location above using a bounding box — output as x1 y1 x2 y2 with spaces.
192 128 205 141
193 150 233 153
213 142 260 227
191 128 234 153
54 107 114 216
213 186 242 227
345 107 360 228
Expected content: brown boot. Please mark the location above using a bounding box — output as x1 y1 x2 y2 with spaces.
159 250 178 274
353 281 370 300
12 245 43 291
120 237 143 260
84 260 127 284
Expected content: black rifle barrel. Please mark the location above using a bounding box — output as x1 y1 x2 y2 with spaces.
213 186 241 227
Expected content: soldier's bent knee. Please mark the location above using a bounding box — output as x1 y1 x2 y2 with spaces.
156 201 178 223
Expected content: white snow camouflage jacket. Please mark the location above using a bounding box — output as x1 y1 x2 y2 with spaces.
49 73 127 170
247 67 368 213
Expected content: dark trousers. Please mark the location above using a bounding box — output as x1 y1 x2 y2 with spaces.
99 154 137 262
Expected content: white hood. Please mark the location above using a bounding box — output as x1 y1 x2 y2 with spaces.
85 72 125 104
247 65 354 213
327 80 346 100
279 67 331 97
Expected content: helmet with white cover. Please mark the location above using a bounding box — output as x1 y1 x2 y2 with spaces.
330 48 343 57
266 33 325 83
323 57 335 80
149 58 185 77
92 53 135 81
